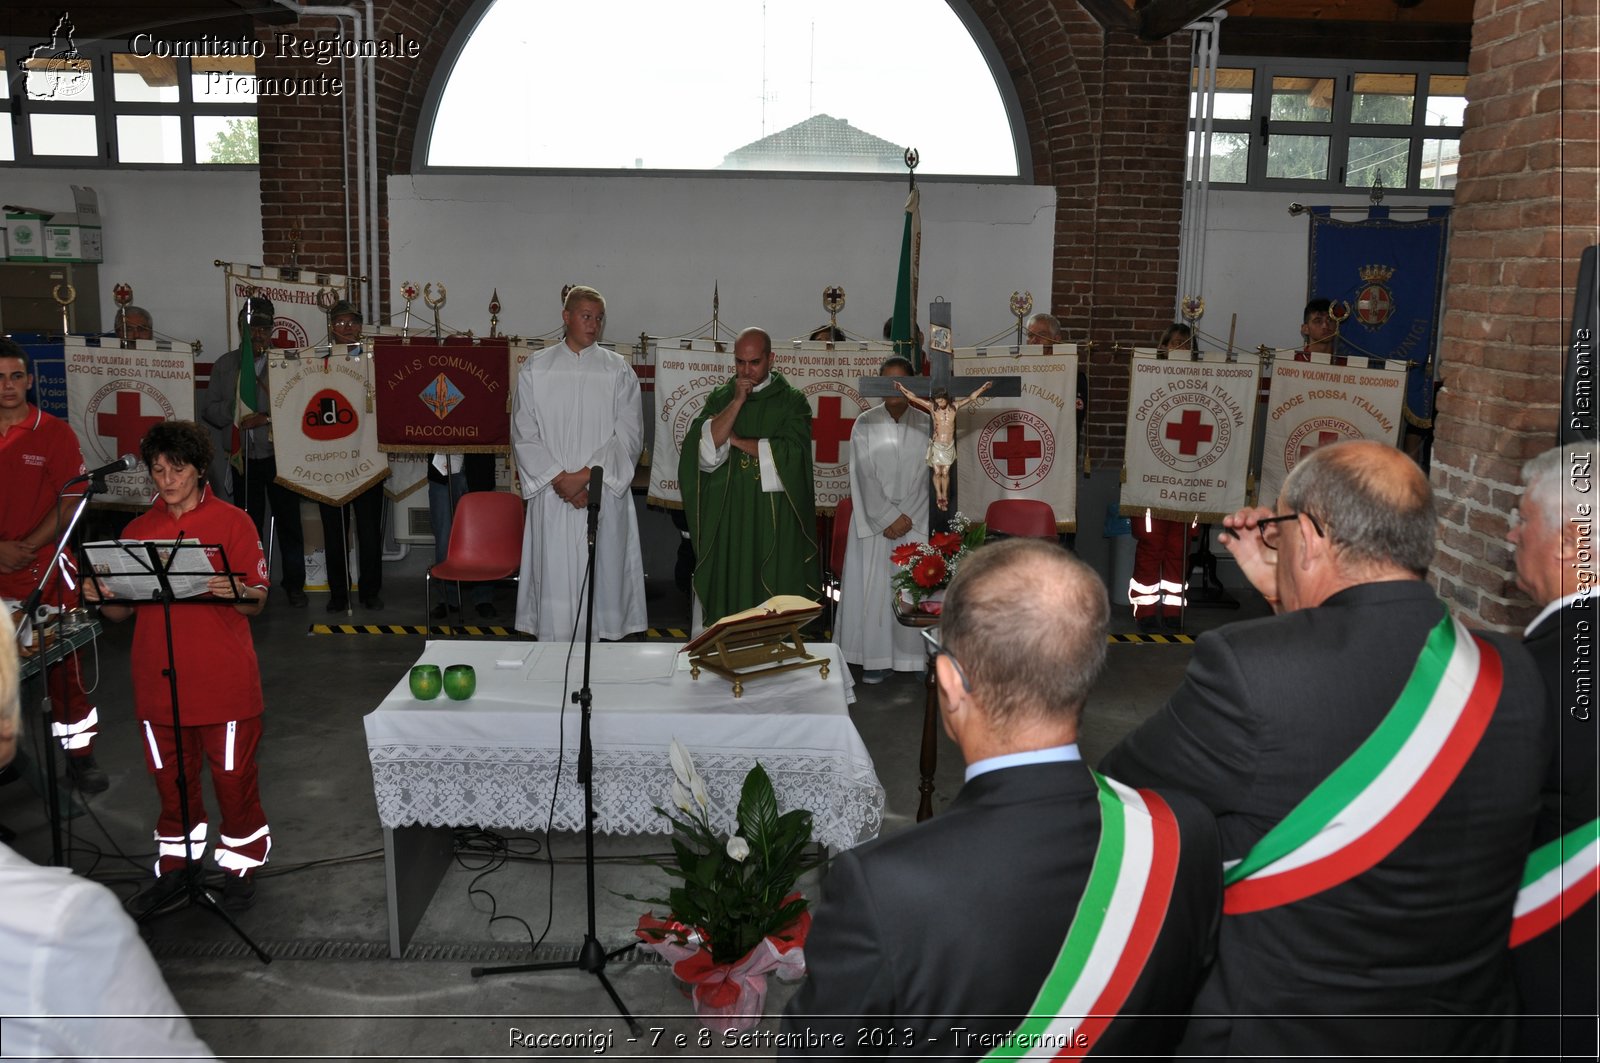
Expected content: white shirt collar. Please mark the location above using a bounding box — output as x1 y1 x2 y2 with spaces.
965 743 1081 782
1525 590 1593 636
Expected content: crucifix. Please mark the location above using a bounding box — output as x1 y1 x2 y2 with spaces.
857 301 1021 528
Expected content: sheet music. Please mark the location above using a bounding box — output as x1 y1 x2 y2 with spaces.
82 539 217 601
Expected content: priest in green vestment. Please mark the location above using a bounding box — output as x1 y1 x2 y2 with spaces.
679 327 819 627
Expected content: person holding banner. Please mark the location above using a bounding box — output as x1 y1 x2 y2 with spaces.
838 356 929 683
1296 297 1340 361
114 305 154 347
85 420 272 911
679 327 818 628
0 340 105 793
1101 440 1549 1057
1507 442 1598 1060
203 296 308 608
783 539 1220 1055
317 301 385 612
511 285 646 642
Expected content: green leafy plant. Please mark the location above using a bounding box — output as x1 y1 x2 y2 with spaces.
630 740 824 965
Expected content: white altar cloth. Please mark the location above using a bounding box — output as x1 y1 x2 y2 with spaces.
363 641 883 850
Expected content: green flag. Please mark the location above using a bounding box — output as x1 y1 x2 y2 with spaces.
891 185 921 371
231 313 260 470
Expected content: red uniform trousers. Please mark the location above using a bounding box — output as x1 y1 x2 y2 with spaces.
45 652 99 756
1129 517 1191 620
139 715 270 878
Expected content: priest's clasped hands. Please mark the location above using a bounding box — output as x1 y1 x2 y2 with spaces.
552 467 592 510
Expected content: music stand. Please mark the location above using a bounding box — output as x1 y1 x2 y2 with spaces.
79 538 271 964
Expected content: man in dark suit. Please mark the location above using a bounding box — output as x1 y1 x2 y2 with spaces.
782 538 1221 1058
1508 441 1598 1060
1101 440 1550 1057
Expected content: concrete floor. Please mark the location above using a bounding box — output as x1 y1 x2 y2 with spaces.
2 511 1266 1061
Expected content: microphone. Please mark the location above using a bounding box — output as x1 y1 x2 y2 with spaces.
70 454 138 483
586 466 603 544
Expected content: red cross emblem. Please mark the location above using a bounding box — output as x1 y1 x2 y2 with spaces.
1164 409 1215 457
1357 283 1393 327
1298 430 1342 461
95 390 166 458
810 394 856 464
992 423 1043 478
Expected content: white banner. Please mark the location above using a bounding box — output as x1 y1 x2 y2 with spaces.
1120 349 1260 521
1259 353 1407 505
65 337 196 508
954 345 1078 530
267 346 390 506
647 339 895 514
222 262 349 352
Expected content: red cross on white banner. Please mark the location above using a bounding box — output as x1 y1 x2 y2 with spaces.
811 394 856 464
1164 409 1214 456
96 390 165 458
1298 429 1342 461
992 423 1043 477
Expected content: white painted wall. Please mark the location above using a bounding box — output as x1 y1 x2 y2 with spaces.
387 174 1059 345
1 168 261 356
1193 187 1448 353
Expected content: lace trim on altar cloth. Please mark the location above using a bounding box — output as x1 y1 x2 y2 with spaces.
368 746 886 850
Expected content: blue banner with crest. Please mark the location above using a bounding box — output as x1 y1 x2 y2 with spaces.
1308 206 1450 428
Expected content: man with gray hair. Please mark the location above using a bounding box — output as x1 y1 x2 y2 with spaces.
783 538 1220 1057
1507 441 1597 1060
1102 439 1550 1056
0 612 218 1059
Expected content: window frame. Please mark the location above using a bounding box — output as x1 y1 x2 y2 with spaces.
1192 56 1465 195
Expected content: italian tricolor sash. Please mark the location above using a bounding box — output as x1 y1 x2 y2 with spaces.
983 772 1180 1061
1510 818 1600 947
1223 613 1502 915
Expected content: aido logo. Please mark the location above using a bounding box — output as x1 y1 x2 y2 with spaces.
302 388 358 441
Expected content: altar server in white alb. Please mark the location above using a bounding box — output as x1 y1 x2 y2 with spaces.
512 285 647 641
838 356 930 683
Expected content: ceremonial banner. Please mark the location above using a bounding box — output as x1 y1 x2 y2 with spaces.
1120 349 1259 521
221 261 349 352
383 455 429 501
1307 207 1450 427
954 345 1078 531
1259 352 1407 505
373 336 511 453
648 339 894 513
267 346 390 506
65 337 196 508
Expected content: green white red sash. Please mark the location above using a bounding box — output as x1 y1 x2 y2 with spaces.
1510 817 1600 947
1222 613 1502 914
982 771 1179 1061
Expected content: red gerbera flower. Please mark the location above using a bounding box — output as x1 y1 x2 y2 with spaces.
911 552 948 589
930 531 963 557
891 543 920 566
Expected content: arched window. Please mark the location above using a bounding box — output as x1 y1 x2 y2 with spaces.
423 0 1023 177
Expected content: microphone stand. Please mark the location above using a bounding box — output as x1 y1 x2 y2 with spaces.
473 468 640 1035
17 476 101 867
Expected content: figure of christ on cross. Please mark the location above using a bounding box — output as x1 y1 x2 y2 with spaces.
893 380 993 510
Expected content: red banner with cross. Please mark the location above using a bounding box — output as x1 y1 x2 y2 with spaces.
954 346 1079 531
1258 352 1406 506
647 338 894 514
1119 348 1260 522
65 336 196 509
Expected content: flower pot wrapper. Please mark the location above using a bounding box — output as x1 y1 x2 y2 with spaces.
636 907 812 1031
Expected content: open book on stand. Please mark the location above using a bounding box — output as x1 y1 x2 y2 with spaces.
682 595 826 697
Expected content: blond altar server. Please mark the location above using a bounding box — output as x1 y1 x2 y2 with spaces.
838 357 930 682
512 286 647 642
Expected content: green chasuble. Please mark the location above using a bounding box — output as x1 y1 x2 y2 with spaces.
679 372 819 622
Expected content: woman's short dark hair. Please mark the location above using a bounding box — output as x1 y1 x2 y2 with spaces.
140 420 213 475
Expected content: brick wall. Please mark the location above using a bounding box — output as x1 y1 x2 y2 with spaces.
252 1 1190 466
1430 0 1599 628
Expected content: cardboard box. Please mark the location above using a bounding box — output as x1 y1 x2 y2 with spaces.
3 206 53 261
42 186 102 262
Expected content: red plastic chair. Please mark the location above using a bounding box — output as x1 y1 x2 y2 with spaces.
983 498 1058 540
425 491 525 623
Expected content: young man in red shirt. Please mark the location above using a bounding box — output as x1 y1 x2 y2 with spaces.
0 339 104 792
85 420 272 910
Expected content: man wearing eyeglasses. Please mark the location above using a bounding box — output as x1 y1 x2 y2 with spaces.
1100 439 1550 1057
1506 441 1597 1060
783 538 1222 1058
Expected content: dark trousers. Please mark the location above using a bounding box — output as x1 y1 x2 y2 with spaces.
237 455 305 592
318 483 385 604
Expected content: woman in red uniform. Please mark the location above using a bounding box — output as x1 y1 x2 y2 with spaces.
85 420 271 910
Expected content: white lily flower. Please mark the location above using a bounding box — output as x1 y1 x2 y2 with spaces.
690 775 710 813
669 737 697 788
726 835 751 862
671 780 694 814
